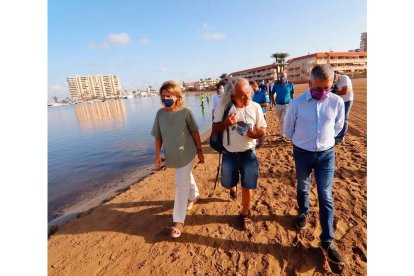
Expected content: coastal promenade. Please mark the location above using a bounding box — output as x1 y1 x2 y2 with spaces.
48 79 367 275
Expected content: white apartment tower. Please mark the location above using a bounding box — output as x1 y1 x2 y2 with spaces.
360 32 367 52
67 74 121 100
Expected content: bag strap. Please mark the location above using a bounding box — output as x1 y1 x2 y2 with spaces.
222 104 232 146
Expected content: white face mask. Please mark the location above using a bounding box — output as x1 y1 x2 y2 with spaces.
218 89 224 94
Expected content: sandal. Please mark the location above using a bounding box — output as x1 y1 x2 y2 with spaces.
186 197 199 210
230 189 237 200
171 223 184 238
240 213 253 230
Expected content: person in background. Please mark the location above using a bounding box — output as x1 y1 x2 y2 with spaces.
250 80 270 148
272 71 295 140
283 65 345 264
213 77 267 231
152 80 205 239
259 79 268 92
212 85 224 120
267 79 275 110
332 71 354 144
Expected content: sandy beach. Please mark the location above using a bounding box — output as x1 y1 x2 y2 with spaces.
48 78 367 275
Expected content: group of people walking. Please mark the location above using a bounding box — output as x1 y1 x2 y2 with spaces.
151 64 354 264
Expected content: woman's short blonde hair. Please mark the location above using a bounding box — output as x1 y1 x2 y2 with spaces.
159 80 184 108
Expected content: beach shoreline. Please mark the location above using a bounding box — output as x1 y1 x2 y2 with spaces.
48 126 213 233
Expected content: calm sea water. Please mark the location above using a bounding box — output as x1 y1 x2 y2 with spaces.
48 93 213 221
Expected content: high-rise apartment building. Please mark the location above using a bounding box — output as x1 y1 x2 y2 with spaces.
360 32 367 52
67 75 121 100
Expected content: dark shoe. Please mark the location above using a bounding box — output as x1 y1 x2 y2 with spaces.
240 213 253 230
321 242 343 264
295 213 308 229
230 189 237 200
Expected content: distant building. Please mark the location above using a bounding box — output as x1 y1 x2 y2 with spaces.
286 52 367 83
183 79 219 91
229 64 277 83
360 32 367 52
67 74 121 101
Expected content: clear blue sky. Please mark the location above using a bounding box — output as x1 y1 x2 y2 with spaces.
48 0 366 100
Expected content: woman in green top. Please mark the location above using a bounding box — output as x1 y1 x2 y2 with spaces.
151 80 205 238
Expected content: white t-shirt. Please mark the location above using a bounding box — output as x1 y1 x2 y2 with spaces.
212 94 221 111
213 101 267 152
336 75 354 102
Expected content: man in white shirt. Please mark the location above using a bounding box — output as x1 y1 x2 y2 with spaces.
213 77 267 231
283 64 345 264
332 71 354 144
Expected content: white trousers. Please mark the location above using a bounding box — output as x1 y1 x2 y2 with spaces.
173 159 199 223
275 104 288 137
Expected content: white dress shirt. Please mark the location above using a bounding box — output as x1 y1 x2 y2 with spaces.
283 90 345 152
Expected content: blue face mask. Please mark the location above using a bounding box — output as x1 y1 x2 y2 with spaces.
218 89 224 94
163 98 175 107
280 76 287 83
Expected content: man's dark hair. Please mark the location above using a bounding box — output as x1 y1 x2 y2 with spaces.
249 80 257 86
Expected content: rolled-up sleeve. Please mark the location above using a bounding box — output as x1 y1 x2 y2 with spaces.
283 102 297 139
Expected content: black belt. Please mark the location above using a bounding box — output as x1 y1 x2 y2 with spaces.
293 145 334 153
223 148 254 155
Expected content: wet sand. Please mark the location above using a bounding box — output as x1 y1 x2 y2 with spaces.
48 78 367 275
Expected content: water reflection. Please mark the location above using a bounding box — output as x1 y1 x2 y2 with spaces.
74 100 127 131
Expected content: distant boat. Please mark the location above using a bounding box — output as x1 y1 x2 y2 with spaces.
120 94 134 99
48 102 65 107
140 91 148 97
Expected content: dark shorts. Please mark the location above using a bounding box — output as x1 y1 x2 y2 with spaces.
221 148 259 190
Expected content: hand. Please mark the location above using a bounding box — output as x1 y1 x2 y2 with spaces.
247 126 262 139
197 150 205 163
223 113 237 127
154 157 162 170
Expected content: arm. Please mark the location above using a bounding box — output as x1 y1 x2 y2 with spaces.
260 103 269 108
247 127 267 139
290 83 295 99
334 100 345 136
283 104 296 139
212 113 237 132
155 136 163 169
191 131 204 163
336 85 348 96
335 76 349 95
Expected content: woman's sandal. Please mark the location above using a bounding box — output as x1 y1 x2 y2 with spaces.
240 213 253 231
171 223 184 238
186 197 199 210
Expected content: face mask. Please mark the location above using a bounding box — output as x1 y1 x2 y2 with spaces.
163 98 175 107
218 89 224 94
310 88 330 100
280 76 287 83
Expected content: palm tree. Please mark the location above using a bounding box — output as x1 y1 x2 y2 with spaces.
271 52 281 65
278 52 290 72
271 52 290 78
52 96 59 103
